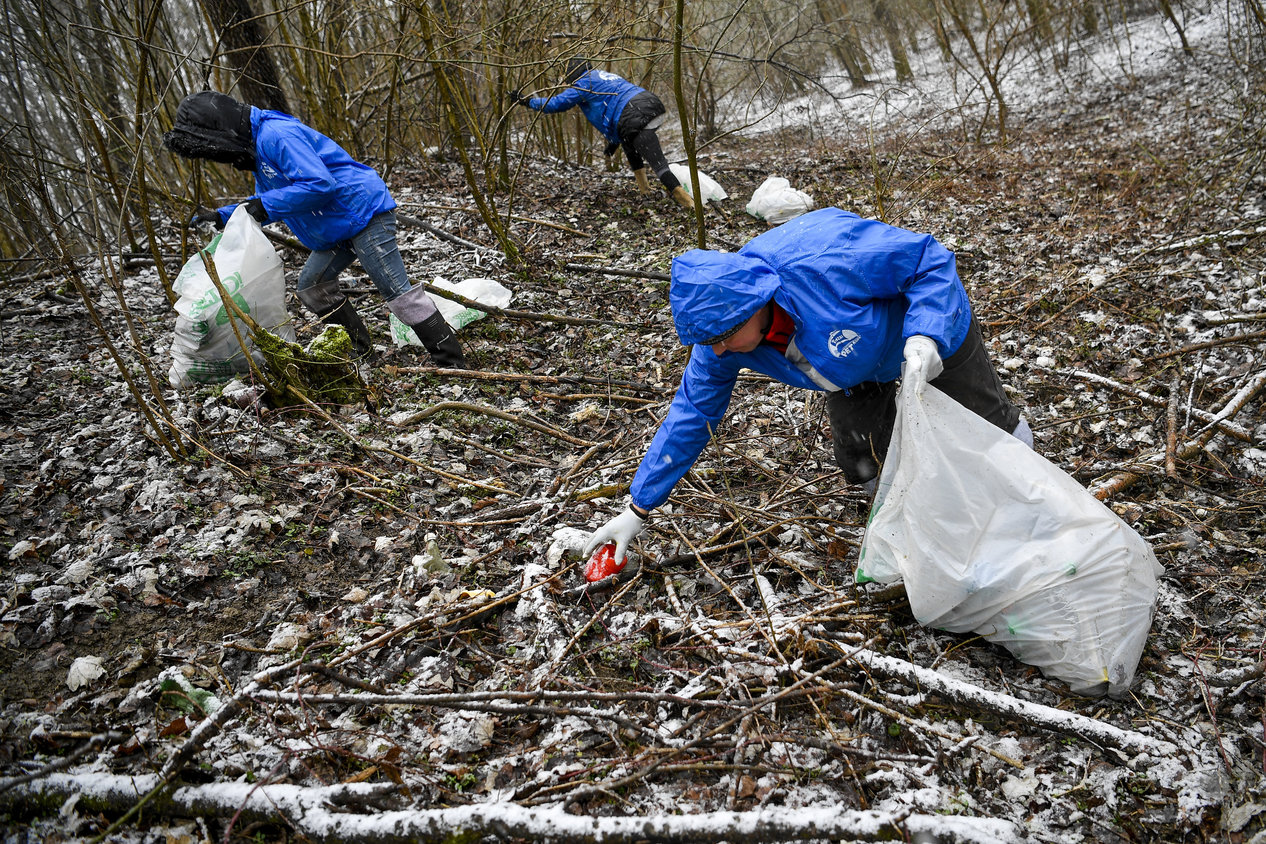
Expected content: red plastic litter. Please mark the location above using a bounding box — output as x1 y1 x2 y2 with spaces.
584 542 628 582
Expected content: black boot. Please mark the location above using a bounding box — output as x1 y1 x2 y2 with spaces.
322 300 373 360
412 311 468 369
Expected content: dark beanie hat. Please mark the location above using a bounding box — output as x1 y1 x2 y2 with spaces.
564 58 592 84
162 91 256 171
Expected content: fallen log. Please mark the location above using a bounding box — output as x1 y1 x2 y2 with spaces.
2 774 1023 844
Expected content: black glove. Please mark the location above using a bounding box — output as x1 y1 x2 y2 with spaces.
188 209 224 230
243 197 268 224
604 140 620 158
507 89 526 106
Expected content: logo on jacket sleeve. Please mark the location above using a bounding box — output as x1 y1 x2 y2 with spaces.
260 163 279 180
828 329 860 358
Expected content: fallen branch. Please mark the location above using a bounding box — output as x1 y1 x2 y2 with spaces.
1200 312 1266 327
1207 660 1265 688
384 365 667 395
1148 329 1266 361
563 262 670 282
160 661 301 779
1062 368 1251 441
841 647 1179 757
1 775 1022 843
397 211 491 251
1146 221 1266 253
418 280 615 327
1090 369 1266 499
397 400 597 447
255 690 666 745
363 442 515 496
1166 369 1180 477
0 732 125 794
407 203 592 237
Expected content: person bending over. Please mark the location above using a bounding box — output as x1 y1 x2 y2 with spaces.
163 90 466 368
509 59 695 211
583 207 1033 561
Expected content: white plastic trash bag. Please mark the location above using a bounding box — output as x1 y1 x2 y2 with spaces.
668 164 728 203
857 375 1161 697
390 277 513 347
746 176 814 225
168 206 294 388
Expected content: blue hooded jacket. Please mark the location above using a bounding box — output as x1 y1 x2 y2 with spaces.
629 207 972 511
524 69 643 143
216 108 396 252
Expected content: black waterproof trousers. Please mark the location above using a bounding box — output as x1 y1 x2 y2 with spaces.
827 316 1022 484
616 92 679 190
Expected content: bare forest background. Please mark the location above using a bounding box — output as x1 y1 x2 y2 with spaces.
4 0 1263 449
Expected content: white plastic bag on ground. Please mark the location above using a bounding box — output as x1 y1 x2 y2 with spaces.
668 164 728 202
390 277 513 347
857 376 1161 697
745 176 814 225
168 206 294 388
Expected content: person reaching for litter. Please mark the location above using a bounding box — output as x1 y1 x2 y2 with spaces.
509 58 695 211
583 207 1034 562
163 90 467 369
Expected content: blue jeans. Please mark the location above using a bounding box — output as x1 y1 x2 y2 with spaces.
297 211 411 304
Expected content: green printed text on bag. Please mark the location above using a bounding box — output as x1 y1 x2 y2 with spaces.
168 207 295 388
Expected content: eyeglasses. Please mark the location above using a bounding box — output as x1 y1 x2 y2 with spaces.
699 321 745 347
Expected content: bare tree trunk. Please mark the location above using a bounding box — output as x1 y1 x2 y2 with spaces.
415 1 519 263
1156 0 1193 55
937 0 1009 141
871 0 913 81
198 0 290 111
673 0 707 247
1081 0 1099 36
1024 0 1055 49
817 0 871 85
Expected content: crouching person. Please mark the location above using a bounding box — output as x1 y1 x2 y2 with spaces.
583 207 1034 560
163 91 467 368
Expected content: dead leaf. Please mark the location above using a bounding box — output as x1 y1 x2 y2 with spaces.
66 656 105 691
343 765 378 784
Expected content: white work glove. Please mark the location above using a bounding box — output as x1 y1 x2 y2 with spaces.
902 335 943 385
583 506 647 565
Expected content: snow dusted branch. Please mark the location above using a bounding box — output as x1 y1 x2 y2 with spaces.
842 647 1178 757
160 661 302 780
251 690 668 746
1090 368 1266 500
1064 368 1253 442
5 774 1023 844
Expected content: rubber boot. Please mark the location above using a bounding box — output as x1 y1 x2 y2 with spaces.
322 300 373 360
411 311 468 369
634 168 652 194
670 185 696 211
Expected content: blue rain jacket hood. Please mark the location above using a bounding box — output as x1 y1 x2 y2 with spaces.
215 108 396 252
524 69 643 144
630 207 973 511
670 251 780 344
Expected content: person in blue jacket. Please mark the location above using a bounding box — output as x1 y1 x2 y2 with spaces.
583 207 1034 562
162 91 466 368
509 59 695 211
